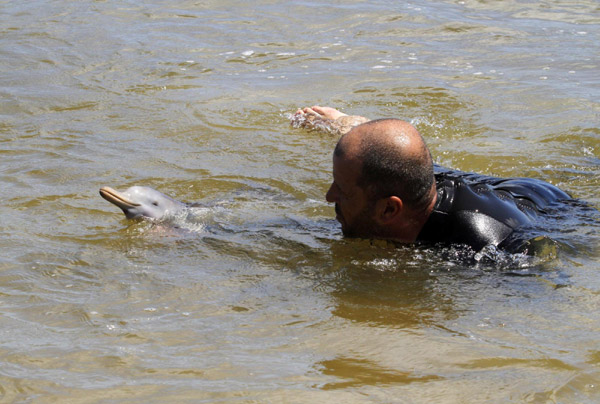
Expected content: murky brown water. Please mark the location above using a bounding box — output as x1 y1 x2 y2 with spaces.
1 0 599 402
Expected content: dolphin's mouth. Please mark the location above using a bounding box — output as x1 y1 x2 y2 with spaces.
99 186 141 209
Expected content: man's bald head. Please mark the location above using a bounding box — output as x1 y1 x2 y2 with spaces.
334 119 435 211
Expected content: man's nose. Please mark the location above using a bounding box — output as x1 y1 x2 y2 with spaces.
325 183 338 203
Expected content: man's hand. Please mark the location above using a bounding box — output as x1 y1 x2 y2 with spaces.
291 106 369 136
302 105 347 120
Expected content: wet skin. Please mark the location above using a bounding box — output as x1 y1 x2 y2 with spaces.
99 186 186 220
325 153 377 238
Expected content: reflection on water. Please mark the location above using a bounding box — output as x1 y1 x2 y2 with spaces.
1 0 599 402
317 356 443 389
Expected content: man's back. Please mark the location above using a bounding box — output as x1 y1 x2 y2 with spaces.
417 166 572 252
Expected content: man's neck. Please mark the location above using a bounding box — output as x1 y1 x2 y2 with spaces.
397 185 438 243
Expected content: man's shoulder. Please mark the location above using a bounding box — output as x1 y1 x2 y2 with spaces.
433 165 571 207
419 207 514 251
420 165 572 251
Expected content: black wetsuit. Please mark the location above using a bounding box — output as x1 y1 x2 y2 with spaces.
417 166 572 252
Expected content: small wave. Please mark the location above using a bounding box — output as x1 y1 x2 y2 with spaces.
473 244 539 269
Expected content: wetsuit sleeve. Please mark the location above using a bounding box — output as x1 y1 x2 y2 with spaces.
452 211 514 251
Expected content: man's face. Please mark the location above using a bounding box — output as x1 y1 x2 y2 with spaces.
325 154 377 238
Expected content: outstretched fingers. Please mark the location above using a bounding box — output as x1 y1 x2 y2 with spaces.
310 106 347 120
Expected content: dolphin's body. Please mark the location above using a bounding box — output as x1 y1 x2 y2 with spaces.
99 186 187 220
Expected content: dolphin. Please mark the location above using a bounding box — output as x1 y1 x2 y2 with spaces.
99 186 187 220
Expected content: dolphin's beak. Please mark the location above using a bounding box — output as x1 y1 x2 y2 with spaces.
99 187 141 209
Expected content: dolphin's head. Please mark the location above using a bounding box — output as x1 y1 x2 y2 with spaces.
99 186 185 220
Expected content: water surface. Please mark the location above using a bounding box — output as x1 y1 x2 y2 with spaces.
1 0 599 402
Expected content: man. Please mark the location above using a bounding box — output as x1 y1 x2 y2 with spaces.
292 106 572 252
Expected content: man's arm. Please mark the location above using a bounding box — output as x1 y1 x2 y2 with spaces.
290 105 370 136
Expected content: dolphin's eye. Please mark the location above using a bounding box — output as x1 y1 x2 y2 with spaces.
152 201 159 206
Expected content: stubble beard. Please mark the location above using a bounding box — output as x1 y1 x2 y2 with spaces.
337 203 380 239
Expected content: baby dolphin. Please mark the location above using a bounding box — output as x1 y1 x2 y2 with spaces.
99 186 186 220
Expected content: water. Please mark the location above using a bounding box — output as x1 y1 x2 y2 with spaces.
1 0 599 402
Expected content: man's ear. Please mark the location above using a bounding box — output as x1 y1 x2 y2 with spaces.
374 196 403 224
